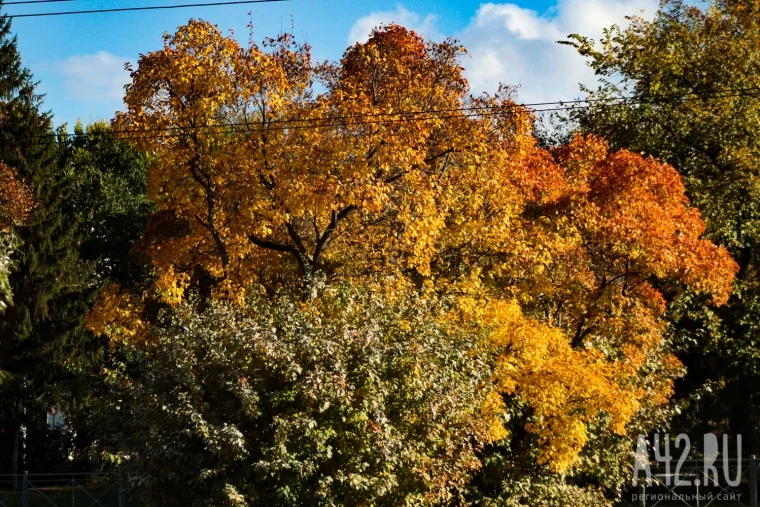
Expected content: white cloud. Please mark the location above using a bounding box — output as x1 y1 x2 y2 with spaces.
460 0 657 102
348 0 658 103
58 51 130 103
348 4 442 45
472 3 562 41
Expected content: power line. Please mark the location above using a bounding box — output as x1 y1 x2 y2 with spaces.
26 87 760 144
59 87 760 136
6 0 288 18
4 0 75 5
118 86 760 136
20 86 760 145
31 109 521 145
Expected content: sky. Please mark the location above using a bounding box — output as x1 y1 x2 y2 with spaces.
6 0 659 129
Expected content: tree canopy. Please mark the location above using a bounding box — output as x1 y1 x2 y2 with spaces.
569 0 760 449
0 0 752 502
86 21 738 478
94 285 497 506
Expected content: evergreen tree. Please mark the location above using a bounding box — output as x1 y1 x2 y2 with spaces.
0 3 151 472
0 1 73 473
52 122 152 472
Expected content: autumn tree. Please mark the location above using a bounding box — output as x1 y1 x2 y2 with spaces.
89 21 737 503
0 162 33 313
568 0 760 451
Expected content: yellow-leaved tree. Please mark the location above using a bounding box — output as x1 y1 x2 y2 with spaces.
88 21 737 475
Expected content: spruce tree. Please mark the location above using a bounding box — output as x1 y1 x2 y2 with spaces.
0 2 91 473
0 0 151 471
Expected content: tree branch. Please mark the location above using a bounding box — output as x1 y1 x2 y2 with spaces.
248 234 306 275
425 147 454 164
286 221 308 257
188 152 229 271
312 205 357 267
384 171 407 183
571 319 595 348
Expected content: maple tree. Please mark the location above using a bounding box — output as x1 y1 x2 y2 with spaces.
569 0 760 451
88 20 737 488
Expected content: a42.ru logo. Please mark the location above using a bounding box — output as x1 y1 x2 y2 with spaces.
633 433 743 487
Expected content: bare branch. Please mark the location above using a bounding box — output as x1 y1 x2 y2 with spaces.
286 221 308 257
312 205 358 267
248 234 306 275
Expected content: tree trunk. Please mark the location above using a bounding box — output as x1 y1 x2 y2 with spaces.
11 395 21 486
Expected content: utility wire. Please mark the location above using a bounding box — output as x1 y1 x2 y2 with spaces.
19 86 760 145
6 0 287 18
4 0 75 5
103 85 760 137
26 88 760 144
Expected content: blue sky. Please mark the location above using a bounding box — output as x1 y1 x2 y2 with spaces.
6 0 658 129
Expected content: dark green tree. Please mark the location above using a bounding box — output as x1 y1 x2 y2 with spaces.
57 121 152 290
52 122 152 470
0 0 151 469
0 0 73 473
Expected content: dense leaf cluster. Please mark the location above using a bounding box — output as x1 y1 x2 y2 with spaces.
570 0 760 451
94 285 495 506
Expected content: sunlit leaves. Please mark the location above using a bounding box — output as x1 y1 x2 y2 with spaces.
89 21 737 475
0 162 34 232
0 161 34 312
94 285 496 506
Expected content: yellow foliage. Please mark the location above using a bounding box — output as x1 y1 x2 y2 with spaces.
88 21 738 472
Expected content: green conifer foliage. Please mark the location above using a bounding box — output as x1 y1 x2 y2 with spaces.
0 4 151 472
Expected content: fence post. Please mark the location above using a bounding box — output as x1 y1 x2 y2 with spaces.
751 456 758 507
22 471 28 507
118 473 125 507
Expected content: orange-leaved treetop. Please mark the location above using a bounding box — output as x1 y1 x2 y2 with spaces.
0 161 33 232
87 21 738 472
0 161 34 311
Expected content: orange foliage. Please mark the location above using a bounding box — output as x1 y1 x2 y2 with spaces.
0 162 34 231
89 21 738 472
